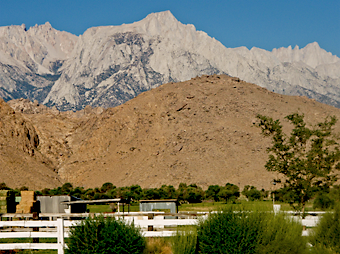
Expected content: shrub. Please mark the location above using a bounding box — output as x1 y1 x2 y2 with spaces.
197 208 262 254
313 192 334 210
171 227 197 254
66 215 145 254
255 212 307 254
196 207 307 254
309 204 340 253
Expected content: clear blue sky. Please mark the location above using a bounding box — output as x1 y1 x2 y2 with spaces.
0 0 339 57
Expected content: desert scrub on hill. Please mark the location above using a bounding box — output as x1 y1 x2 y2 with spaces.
195 207 307 254
66 215 145 254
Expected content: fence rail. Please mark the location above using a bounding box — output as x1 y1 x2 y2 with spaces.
0 211 325 253
0 218 65 253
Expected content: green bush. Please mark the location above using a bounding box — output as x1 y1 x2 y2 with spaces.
309 204 340 253
171 227 197 254
197 208 262 254
66 215 145 254
255 212 307 254
313 192 335 210
195 207 307 254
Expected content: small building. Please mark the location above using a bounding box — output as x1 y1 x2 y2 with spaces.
139 199 178 213
37 195 86 213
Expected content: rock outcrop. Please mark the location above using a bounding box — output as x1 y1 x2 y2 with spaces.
0 98 61 189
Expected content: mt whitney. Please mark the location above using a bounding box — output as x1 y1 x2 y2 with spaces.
0 11 339 111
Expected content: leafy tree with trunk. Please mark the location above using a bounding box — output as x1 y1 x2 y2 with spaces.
218 183 240 203
257 113 340 213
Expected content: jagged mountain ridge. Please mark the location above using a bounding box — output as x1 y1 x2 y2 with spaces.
0 22 77 102
0 11 339 110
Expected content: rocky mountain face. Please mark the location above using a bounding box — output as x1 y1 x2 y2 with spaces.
0 22 77 103
0 11 339 110
3 75 340 190
0 98 62 189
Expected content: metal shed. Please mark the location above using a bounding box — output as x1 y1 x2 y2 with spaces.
139 199 178 213
37 195 86 213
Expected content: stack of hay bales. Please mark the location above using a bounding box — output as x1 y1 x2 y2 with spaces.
0 190 16 213
16 191 36 213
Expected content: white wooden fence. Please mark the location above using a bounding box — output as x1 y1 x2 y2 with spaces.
0 218 66 253
0 212 202 253
0 211 324 253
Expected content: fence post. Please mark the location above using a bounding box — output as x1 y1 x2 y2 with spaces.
57 218 65 254
148 213 154 231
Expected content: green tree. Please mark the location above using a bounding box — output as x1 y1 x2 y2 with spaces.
257 113 340 213
100 182 115 193
141 188 160 200
0 183 10 190
129 185 143 201
313 192 334 210
218 183 240 203
158 185 177 199
242 185 262 201
70 186 85 199
205 185 221 202
184 184 204 203
61 183 73 194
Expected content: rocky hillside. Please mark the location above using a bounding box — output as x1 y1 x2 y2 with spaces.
0 98 61 189
0 11 339 111
3 75 340 190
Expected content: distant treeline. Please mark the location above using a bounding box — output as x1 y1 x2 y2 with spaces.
0 182 269 204
1 182 340 208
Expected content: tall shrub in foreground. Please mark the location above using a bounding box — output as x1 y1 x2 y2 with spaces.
66 215 145 254
196 207 307 254
197 208 262 254
309 204 340 253
172 227 197 254
255 212 307 254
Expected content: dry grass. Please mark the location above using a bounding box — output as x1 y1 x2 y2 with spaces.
144 237 172 254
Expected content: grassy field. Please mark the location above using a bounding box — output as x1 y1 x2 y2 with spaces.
178 200 319 212
87 200 317 213
88 202 140 213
